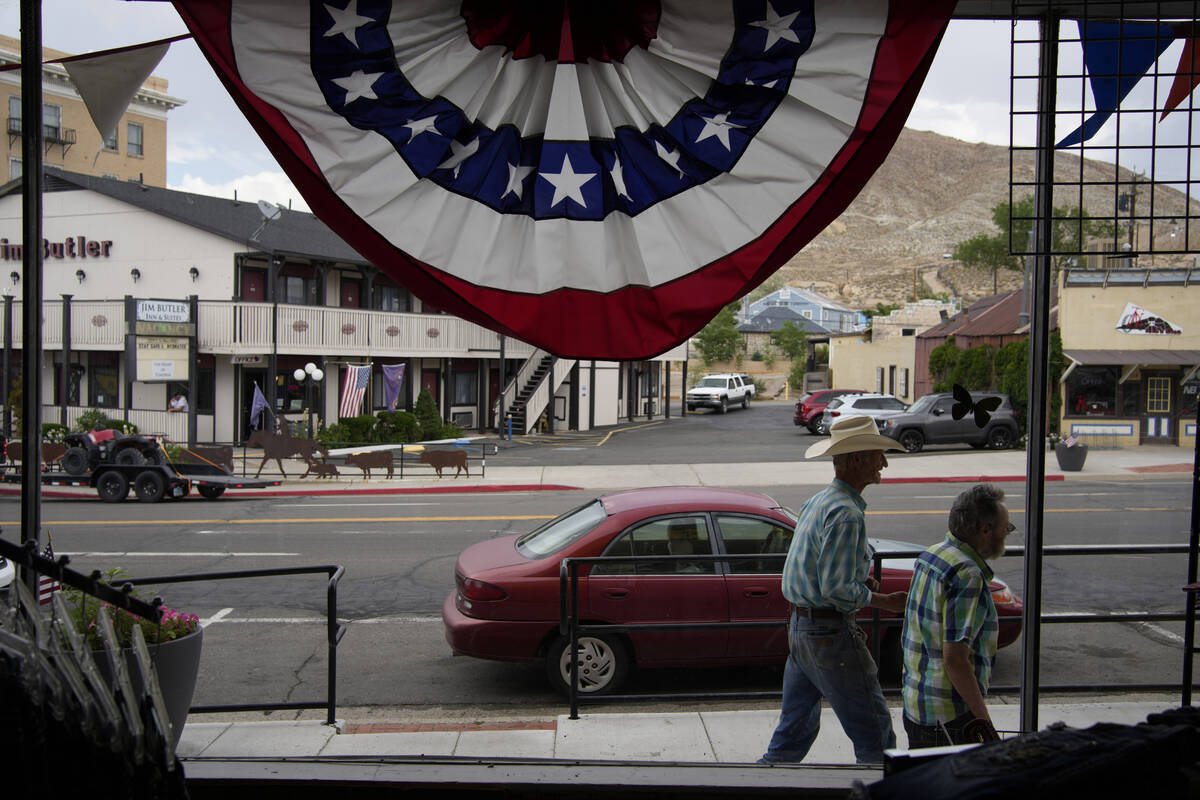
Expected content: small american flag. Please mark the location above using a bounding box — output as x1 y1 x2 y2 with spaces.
37 539 61 605
339 364 371 419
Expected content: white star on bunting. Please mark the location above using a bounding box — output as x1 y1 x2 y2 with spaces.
324 0 373 48
402 114 442 141
541 155 596 208
751 2 801 51
695 112 745 150
333 69 384 105
437 138 480 178
504 162 535 199
609 154 632 201
654 141 686 179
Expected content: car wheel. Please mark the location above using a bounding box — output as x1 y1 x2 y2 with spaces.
719 397 728 414
61 446 89 476
546 632 630 696
96 470 129 503
198 484 226 500
114 448 146 466
741 394 749 409
988 427 1015 450
807 423 820 435
133 470 167 503
898 430 924 453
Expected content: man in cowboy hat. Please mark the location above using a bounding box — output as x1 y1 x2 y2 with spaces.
761 415 908 764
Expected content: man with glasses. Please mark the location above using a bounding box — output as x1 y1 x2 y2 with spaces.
901 483 1014 747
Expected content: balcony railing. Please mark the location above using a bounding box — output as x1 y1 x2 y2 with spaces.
3 299 538 360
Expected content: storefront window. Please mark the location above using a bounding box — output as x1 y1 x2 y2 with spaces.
1120 379 1142 417
1065 366 1118 416
1182 379 1199 420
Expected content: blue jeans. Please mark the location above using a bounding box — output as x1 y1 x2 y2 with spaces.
761 613 895 764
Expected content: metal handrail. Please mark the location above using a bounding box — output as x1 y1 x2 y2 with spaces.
125 564 347 725
559 543 1197 718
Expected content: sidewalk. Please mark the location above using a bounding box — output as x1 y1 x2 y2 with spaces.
11 441 1190 501
178 699 1183 770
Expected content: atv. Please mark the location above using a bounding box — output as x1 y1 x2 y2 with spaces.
60 427 165 476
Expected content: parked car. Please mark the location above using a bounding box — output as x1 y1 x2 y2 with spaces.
442 486 1023 695
793 388 867 434
686 373 754 413
816 393 909 435
876 391 1020 452
0 554 12 599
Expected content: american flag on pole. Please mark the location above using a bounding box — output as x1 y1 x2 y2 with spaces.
339 364 371 419
37 538 61 606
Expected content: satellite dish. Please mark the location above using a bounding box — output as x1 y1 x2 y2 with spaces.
257 199 282 221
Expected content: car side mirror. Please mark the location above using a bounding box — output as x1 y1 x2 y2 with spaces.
931 408 943 416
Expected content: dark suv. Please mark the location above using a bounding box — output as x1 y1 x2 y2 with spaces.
793 388 867 434
876 392 1020 452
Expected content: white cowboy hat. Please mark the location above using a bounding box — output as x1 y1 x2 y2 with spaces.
805 415 903 459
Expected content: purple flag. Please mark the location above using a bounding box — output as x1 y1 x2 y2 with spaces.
382 364 406 411
249 382 270 429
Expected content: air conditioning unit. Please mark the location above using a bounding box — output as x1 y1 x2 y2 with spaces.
452 411 474 428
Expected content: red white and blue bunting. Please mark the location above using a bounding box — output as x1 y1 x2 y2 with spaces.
173 0 953 358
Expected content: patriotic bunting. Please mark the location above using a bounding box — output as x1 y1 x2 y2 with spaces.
172 0 954 357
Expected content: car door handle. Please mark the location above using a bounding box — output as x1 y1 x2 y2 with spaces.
603 589 630 599
743 588 770 598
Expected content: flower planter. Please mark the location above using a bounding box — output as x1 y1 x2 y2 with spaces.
1054 442 1088 472
94 626 203 747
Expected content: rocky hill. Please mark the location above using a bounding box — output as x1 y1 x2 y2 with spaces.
774 128 1200 307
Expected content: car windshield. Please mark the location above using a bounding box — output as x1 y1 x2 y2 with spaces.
696 377 726 388
516 499 607 557
907 395 937 414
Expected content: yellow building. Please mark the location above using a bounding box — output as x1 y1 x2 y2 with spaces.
827 299 958 403
0 34 183 186
1058 267 1199 449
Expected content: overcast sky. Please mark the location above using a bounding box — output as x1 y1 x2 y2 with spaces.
0 3 1188 212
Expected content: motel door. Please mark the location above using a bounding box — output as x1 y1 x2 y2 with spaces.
1141 373 1175 443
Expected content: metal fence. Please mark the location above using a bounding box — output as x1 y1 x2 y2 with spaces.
558 543 1198 719
125 565 347 725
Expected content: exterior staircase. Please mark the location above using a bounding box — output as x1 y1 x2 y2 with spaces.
496 350 576 435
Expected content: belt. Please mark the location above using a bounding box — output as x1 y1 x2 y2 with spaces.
790 604 847 620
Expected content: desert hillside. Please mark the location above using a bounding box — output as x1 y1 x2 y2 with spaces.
775 128 1200 307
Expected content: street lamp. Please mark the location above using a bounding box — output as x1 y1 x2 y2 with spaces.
292 361 324 437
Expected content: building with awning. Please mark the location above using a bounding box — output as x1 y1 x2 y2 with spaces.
1058 268 1200 448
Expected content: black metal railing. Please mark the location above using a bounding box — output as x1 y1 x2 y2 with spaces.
559 543 1197 719
126 564 347 725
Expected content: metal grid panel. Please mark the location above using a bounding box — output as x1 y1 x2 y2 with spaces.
1011 1 1200 263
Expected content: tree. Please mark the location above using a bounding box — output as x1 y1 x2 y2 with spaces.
862 302 902 320
414 387 443 440
928 335 960 392
953 196 1115 292
770 321 808 361
693 303 741 365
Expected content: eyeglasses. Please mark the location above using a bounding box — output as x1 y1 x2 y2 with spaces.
1000 521 1017 533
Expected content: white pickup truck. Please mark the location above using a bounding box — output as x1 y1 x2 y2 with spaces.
686 373 754 413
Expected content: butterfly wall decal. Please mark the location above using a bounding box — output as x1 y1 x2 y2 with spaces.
951 384 1002 428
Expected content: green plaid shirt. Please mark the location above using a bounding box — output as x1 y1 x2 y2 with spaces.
780 479 873 613
901 533 998 726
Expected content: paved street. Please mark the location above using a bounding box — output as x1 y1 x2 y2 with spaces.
2 399 1193 719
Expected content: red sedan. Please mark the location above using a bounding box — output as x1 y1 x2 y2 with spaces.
443 486 1023 695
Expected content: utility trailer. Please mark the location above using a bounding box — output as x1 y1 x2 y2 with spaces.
3 461 282 502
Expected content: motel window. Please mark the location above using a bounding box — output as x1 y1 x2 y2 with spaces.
1065 366 1118 416
127 121 143 157
281 274 317 305
374 284 410 312
452 365 478 405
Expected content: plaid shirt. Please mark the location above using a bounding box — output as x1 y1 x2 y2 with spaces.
901 533 998 726
781 479 873 613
